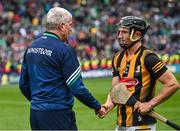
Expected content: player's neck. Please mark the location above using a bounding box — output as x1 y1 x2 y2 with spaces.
126 42 141 57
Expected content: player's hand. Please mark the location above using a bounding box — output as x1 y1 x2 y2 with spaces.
135 102 153 115
133 101 141 111
97 102 115 118
95 106 107 118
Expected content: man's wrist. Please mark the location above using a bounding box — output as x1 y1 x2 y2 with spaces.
95 104 101 111
148 101 155 109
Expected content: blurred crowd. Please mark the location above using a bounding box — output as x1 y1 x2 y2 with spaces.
0 0 180 84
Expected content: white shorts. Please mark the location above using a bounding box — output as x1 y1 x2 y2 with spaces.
115 124 156 131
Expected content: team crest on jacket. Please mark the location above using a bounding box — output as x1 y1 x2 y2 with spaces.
119 77 139 88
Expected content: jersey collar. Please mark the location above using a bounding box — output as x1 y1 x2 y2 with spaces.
44 32 60 40
134 45 143 54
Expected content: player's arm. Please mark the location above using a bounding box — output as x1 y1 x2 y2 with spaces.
146 70 179 109
102 76 118 115
104 76 119 105
19 49 31 101
137 54 180 114
61 46 101 111
103 56 120 113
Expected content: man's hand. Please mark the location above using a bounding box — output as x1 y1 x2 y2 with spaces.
96 102 115 118
135 102 153 115
95 106 106 118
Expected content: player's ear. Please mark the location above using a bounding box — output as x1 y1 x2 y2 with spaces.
135 31 141 37
57 23 64 31
133 30 141 40
130 29 141 42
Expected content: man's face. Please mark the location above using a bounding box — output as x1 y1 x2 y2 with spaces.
63 19 73 37
117 26 133 49
59 15 73 41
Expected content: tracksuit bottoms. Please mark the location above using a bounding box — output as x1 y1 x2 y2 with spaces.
30 108 77 130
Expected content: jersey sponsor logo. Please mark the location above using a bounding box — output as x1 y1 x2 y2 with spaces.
119 77 139 88
27 48 52 57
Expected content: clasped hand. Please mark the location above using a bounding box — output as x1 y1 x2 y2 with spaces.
97 105 109 118
95 103 115 118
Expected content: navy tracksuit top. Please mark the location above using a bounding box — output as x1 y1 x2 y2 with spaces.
19 32 101 111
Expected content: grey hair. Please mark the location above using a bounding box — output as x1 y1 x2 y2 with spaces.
46 7 72 30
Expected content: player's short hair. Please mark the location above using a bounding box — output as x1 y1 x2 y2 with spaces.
118 16 149 37
46 7 72 30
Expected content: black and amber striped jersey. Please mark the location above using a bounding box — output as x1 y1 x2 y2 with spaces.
112 46 167 127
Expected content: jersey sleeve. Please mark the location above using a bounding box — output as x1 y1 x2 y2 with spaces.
61 46 81 87
144 53 168 79
112 55 119 77
61 46 101 110
19 49 31 101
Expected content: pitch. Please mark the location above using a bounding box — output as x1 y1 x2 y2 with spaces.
0 74 179 130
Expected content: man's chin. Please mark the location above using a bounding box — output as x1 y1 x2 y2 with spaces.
120 44 129 49
120 44 128 47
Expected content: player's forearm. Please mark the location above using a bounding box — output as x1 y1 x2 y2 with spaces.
112 76 119 86
104 94 115 111
105 94 112 105
148 82 179 108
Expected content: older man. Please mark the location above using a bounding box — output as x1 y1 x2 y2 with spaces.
19 7 105 130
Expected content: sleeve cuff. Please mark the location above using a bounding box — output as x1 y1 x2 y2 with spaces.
96 103 101 110
113 71 119 77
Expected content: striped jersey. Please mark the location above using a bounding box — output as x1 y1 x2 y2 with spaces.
19 32 101 111
112 46 167 127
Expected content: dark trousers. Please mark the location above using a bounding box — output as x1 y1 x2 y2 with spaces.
30 108 77 130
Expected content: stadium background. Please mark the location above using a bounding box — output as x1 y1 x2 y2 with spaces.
0 0 179 130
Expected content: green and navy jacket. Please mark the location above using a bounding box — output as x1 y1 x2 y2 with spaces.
19 32 101 110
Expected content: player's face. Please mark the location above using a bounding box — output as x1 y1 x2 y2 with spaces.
117 27 133 49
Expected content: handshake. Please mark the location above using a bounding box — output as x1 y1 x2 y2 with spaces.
95 102 115 118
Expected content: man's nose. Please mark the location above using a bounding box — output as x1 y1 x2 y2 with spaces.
118 32 122 39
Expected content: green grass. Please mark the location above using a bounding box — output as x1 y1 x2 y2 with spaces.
0 74 179 130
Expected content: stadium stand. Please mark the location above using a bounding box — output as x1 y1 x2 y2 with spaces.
0 0 180 85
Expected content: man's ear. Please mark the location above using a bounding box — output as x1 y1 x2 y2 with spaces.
130 29 142 42
135 31 141 38
57 23 64 31
132 30 142 39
